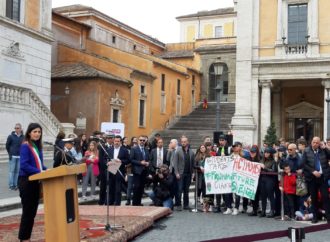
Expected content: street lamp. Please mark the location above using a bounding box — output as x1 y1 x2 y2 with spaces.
326 87 330 139
214 63 224 131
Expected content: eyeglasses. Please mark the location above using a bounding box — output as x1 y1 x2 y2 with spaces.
14 127 20 129
139 139 145 142
288 149 293 151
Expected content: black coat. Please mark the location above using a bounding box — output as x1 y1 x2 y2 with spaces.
53 149 76 168
302 146 330 181
6 131 24 158
108 146 130 175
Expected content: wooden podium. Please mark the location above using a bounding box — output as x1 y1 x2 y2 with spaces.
29 164 86 242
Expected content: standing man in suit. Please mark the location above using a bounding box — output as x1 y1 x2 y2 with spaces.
173 136 195 210
97 133 113 205
150 138 169 174
301 137 330 224
130 135 150 206
107 135 130 205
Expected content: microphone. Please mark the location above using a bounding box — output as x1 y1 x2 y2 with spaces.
43 141 54 145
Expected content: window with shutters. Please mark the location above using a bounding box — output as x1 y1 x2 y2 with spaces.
6 0 20 21
288 4 308 44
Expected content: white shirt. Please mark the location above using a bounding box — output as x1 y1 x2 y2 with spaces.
114 146 120 160
157 147 163 167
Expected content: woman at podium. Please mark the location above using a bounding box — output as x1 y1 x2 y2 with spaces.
17 123 47 242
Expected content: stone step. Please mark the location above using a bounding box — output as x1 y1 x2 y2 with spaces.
159 102 235 149
0 144 54 163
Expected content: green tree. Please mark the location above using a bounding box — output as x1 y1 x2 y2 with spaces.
263 122 277 146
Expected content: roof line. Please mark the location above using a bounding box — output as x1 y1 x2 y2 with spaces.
54 5 165 48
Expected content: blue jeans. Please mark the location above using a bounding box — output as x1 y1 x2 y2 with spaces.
9 157 20 188
148 191 173 209
126 175 133 202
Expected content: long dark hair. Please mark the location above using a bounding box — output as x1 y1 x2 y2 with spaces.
25 123 43 150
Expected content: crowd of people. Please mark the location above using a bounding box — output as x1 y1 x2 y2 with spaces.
5 122 330 241
48 130 330 225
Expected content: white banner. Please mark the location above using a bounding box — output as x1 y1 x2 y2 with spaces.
101 122 125 137
204 156 234 195
203 156 261 200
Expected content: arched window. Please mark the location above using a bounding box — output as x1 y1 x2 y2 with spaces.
208 63 228 102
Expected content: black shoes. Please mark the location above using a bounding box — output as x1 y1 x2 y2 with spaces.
259 211 266 217
213 207 221 213
249 211 258 216
125 200 131 206
311 218 318 224
267 211 275 218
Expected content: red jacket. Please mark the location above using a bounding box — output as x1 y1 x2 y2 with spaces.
283 174 296 195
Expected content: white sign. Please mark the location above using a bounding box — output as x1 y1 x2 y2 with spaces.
203 156 261 200
101 122 125 137
204 156 234 195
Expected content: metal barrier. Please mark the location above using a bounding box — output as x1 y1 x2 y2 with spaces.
202 223 330 242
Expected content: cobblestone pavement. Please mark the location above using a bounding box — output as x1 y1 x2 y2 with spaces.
134 209 330 242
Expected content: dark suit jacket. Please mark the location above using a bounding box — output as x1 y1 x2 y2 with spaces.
130 145 150 175
108 146 130 175
149 147 169 173
98 145 111 173
173 146 195 175
302 146 330 181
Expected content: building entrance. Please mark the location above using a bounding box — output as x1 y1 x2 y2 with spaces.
295 118 314 142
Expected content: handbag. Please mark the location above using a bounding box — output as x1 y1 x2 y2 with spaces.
296 175 308 196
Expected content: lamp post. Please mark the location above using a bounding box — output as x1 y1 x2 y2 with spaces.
326 87 330 139
213 63 224 131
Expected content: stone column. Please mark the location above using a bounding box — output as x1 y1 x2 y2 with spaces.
259 80 272 144
288 118 295 142
276 0 283 41
272 86 281 138
310 0 319 41
322 79 330 139
313 118 320 138
0 1 6 16
230 0 256 145
41 0 52 36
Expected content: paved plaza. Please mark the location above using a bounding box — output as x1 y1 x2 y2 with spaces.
0 161 329 241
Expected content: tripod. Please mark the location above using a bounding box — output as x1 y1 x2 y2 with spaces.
86 141 124 232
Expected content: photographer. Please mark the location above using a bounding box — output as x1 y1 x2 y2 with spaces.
147 164 174 209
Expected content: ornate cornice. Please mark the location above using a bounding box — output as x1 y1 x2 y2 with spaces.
0 16 54 43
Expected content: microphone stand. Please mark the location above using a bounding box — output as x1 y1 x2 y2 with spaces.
191 166 201 213
85 141 124 232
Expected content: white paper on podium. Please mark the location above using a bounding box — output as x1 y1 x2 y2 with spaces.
107 160 121 175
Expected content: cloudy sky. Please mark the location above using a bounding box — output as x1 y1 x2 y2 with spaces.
52 0 234 43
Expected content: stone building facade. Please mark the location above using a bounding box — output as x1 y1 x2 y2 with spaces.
51 6 201 138
231 0 330 145
0 0 61 142
167 7 237 103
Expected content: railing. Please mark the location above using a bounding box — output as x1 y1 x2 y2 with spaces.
285 44 308 54
0 82 62 137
